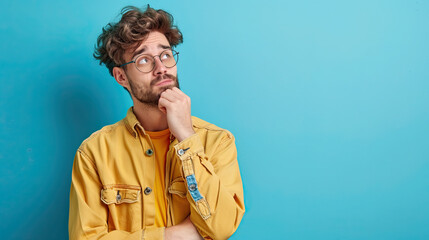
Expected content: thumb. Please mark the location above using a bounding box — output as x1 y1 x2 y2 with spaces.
158 98 167 114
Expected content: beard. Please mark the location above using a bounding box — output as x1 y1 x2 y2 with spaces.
128 73 180 107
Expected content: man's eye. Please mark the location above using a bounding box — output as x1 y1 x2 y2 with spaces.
138 57 149 64
161 53 172 59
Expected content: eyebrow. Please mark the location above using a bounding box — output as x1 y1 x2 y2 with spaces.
132 44 171 59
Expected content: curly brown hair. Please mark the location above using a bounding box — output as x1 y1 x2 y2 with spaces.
94 5 183 76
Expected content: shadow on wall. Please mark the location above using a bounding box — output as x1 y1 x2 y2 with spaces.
22 65 114 239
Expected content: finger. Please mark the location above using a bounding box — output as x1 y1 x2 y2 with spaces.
168 87 184 98
172 87 186 97
160 89 179 102
166 88 186 103
158 106 167 114
158 97 172 113
172 87 190 101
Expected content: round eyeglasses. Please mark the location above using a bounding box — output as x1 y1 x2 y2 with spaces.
119 49 179 73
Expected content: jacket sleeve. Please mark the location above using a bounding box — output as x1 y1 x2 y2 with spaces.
173 131 245 240
69 149 164 240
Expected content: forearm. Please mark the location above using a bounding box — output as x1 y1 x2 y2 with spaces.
174 133 245 239
165 217 203 240
188 172 244 239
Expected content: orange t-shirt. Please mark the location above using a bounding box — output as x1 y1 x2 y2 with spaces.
146 128 170 227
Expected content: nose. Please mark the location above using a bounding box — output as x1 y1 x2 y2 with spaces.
152 57 167 75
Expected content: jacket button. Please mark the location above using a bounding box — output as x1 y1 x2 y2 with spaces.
144 187 152 195
145 149 153 156
189 184 197 192
177 149 185 156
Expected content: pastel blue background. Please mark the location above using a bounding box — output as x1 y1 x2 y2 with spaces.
1 0 428 239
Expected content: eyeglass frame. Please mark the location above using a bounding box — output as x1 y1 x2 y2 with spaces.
118 49 179 73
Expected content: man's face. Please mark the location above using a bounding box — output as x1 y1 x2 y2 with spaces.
122 31 179 106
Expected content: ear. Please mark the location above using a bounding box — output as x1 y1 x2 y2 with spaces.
112 67 130 90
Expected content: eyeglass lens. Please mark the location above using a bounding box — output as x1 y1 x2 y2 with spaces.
135 50 178 73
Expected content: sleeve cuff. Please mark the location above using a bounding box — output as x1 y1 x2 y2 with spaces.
174 133 204 161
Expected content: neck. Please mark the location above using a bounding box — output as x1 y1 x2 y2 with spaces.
132 99 168 132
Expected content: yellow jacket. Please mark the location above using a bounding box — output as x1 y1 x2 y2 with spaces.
69 108 245 239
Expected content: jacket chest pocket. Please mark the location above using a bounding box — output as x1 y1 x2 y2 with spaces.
101 185 142 231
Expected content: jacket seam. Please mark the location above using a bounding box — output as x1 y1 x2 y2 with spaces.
79 121 122 147
77 149 98 172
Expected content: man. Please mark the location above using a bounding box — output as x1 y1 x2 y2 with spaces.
69 5 245 240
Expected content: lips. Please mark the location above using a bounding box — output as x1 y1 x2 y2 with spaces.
155 79 173 86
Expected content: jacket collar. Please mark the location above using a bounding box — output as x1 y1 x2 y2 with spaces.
123 107 140 138
123 107 178 143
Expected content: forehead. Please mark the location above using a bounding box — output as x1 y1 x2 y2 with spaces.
134 32 170 53
124 31 170 61
139 31 170 47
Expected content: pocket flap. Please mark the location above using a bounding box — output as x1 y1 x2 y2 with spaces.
168 177 187 198
101 185 141 205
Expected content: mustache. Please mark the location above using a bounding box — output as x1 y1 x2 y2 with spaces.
150 74 176 86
